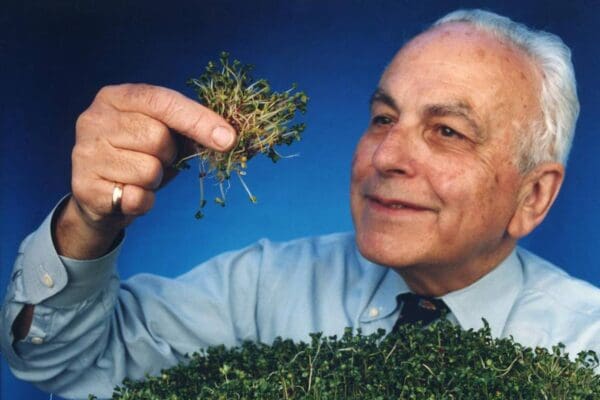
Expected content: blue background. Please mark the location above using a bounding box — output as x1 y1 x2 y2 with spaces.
1 0 599 399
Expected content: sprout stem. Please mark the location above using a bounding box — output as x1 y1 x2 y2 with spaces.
198 161 206 208
176 152 202 165
219 182 226 203
236 171 257 203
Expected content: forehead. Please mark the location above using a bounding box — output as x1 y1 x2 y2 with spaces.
379 23 542 128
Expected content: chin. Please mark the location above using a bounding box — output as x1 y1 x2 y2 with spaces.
355 228 427 269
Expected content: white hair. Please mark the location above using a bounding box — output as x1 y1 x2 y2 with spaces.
432 9 579 170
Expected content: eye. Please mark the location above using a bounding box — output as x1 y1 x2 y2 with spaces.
438 125 465 140
371 115 393 126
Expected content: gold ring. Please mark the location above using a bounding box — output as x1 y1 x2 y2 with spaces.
111 183 124 213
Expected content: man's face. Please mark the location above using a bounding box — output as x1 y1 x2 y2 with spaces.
350 23 542 273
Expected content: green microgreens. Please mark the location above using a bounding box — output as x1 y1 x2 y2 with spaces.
176 52 308 219
90 319 599 399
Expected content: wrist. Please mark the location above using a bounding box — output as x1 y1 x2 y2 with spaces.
53 196 123 259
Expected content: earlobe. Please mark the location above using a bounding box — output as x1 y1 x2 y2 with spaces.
507 163 564 239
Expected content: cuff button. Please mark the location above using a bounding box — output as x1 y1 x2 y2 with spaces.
31 337 44 345
368 307 380 318
42 273 54 288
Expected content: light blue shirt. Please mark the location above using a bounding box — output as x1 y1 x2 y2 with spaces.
2 204 600 399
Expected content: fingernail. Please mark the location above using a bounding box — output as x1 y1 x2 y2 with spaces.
211 126 235 149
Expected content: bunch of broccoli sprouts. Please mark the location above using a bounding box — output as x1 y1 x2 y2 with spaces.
176 52 308 219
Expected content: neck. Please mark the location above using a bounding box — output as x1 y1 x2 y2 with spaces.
396 241 516 297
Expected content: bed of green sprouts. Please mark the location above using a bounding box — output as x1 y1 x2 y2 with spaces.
175 52 308 219
90 319 599 399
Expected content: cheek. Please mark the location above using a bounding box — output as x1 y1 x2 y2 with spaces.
351 135 376 181
430 157 503 222
432 145 511 202
428 158 474 203
434 158 519 236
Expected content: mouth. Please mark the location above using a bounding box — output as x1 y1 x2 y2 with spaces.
365 194 434 214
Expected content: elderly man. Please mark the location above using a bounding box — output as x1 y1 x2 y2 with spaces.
2 9 599 399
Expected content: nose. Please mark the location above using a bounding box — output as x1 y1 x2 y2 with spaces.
371 124 419 177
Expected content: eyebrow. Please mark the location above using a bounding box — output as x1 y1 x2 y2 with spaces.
369 88 399 112
369 87 484 140
424 103 484 140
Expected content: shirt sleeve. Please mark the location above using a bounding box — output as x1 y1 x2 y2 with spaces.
0 198 264 399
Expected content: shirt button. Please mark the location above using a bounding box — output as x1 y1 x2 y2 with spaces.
31 337 44 345
41 273 54 288
369 307 379 318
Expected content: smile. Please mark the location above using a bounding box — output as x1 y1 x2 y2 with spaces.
365 195 434 215
386 203 406 209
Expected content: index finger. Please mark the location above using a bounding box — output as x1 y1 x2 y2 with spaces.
98 83 236 151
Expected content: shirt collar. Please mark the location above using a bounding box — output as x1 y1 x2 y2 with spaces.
356 250 410 323
356 245 524 336
440 249 524 337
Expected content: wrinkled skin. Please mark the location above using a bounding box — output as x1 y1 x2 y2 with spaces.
350 23 563 296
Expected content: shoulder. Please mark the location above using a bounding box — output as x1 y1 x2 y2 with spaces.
254 231 363 277
177 231 359 278
505 248 600 354
517 248 600 314
257 231 357 258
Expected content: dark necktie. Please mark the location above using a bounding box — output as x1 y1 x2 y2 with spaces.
391 292 449 333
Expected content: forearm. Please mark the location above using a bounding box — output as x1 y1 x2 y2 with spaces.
10 196 123 340
1 197 263 398
0 200 123 397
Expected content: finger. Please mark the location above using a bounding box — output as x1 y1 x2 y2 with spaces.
98 84 237 151
96 148 165 190
72 176 155 218
120 184 156 216
110 112 178 166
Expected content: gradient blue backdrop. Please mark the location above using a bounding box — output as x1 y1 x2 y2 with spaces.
2 1 599 399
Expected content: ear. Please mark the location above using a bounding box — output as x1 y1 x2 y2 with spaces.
507 162 564 239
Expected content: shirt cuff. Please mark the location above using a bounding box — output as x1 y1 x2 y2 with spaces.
11 195 124 308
